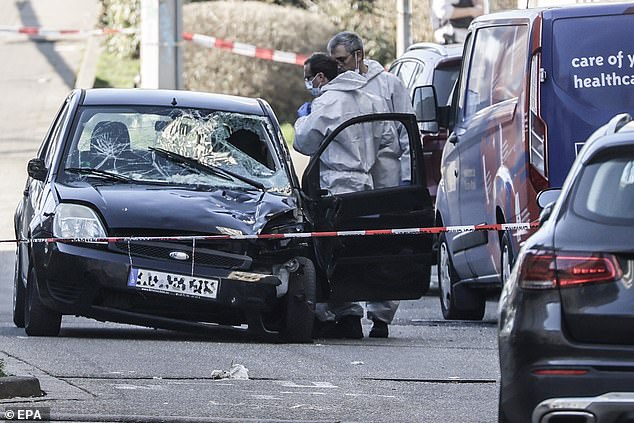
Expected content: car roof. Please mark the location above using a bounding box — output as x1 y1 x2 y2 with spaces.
79 88 266 116
474 1 633 25
579 114 634 164
396 42 463 63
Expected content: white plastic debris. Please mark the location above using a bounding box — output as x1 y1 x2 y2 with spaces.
211 364 249 380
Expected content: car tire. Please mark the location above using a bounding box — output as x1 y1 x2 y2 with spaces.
12 247 26 328
24 267 61 337
281 257 316 343
500 231 514 286
437 233 486 320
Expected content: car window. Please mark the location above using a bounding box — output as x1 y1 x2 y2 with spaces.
430 63 461 106
572 147 634 222
317 118 411 193
44 102 71 170
60 106 291 193
464 25 528 116
394 60 421 89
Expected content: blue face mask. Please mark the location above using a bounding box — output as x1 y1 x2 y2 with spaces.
304 74 322 97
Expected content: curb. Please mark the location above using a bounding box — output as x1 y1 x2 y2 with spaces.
74 34 102 89
0 376 43 400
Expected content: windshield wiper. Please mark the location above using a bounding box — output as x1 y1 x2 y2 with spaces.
149 147 266 191
65 167 135 183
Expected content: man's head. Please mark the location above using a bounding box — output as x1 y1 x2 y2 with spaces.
327 31 365 73
304 52 339 95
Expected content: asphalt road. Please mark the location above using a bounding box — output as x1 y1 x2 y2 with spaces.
0 3 502 422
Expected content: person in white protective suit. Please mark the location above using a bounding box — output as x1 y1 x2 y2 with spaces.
327 31 414 338
294 53 401 339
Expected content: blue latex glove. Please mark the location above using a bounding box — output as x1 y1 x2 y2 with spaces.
297 102 312 118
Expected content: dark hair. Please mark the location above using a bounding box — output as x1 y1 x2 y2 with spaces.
304 52 338 81
327 31 364 55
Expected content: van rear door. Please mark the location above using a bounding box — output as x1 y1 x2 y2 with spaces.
541 4 634 187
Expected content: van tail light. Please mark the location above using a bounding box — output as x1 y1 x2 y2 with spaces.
528 52 548 192
518 250 622 290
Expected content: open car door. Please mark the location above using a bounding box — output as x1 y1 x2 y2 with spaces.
301 113 435 302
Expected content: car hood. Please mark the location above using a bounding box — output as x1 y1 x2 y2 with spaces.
54 183 298 235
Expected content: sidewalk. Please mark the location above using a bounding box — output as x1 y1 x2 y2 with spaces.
0 0 100 244
0 1 100 397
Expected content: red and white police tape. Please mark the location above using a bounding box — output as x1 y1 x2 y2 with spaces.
0 222 539 245
0 25 307 66
0 25 137 37
182 32 307 66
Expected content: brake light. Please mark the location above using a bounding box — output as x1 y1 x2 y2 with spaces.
518 250 622 289
556 254 622 287
518 251 557 289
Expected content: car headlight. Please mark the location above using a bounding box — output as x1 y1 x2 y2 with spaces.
53 203 107 239
216 226 243 236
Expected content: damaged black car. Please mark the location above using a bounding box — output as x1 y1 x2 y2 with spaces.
13 88 434 342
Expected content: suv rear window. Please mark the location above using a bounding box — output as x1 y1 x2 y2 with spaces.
553 14 633 110
572 147 634 222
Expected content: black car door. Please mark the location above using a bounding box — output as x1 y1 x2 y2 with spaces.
301 113 435 302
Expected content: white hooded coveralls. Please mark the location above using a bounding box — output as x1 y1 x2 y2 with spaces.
293 70 404 323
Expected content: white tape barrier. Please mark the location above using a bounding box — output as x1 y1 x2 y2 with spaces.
0 222 539 245
0 25 307 66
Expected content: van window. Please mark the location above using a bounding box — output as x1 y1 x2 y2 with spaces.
465 25 528 116
553 14 633 110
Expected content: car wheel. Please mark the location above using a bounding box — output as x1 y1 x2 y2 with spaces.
281 257 316 343
438 233 486 320
12 247 25 328
24 267 61 337
500 231 514 286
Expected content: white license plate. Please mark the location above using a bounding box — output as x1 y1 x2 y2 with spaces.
128 268 219 299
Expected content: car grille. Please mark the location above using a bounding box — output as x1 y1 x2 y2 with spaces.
111 241 252 269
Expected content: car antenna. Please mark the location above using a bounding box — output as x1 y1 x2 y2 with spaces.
171 97 177 106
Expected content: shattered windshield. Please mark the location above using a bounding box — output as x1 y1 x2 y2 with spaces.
60 106 291 193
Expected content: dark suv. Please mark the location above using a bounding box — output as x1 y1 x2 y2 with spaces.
389 42 463 199
498 113 634 422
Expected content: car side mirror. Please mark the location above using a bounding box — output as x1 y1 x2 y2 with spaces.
537 189 561 209
412 85 450 132
536 188 561 225
27 158 47 182
538 202 555 226
413 85 438 123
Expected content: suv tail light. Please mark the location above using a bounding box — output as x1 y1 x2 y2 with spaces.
518 250 622 289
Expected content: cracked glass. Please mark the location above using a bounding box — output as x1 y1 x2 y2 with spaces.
61 106 291 193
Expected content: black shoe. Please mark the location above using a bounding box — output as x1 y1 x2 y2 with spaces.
369 319 388 338
312 319 339 339
336 315 363 339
